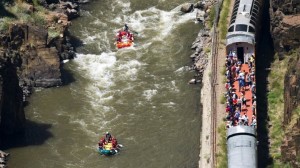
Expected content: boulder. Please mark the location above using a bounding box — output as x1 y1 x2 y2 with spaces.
181 3 194 13
194 1 205 9
66 8 79 20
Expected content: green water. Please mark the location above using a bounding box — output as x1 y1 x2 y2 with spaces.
6 0 202 167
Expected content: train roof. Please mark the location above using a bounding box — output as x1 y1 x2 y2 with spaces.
227 126 257 168
226 0 261 46
227 125 256 138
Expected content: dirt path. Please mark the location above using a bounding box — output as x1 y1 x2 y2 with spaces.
198 0 234 167
199 55 212 168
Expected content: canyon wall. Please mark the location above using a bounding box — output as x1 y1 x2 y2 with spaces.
0 0 78 146
270 0 300 166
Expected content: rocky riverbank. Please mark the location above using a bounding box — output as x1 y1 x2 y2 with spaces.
181 1 215 167
183 1 213 84
0 0 85 164
0 150 9 168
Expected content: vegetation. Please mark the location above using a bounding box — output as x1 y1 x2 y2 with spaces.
208 5 216 29
0 17 14 32
48 27 60 38
267 54 286 164
218 0 230 39
205 47 211 54
216 123 227 168
8 3 47 26
267 50 300 167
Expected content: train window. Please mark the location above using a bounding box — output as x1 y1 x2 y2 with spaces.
235 24 248 32
249 26 255 33
233 11 238 17
252 11 258 17
253 8 258 14
233 3 239 10
230 19 235 24
251 15 257 22
232 15 237 21
228 26 234 32
233 7 238 14
250 19 256 26
254 0 260 6
254 5 259 11
230 19 236 24
234 0 240 5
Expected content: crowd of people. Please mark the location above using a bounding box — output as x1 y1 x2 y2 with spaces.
98 132 118 149
224 51 257 129
116 24 134 43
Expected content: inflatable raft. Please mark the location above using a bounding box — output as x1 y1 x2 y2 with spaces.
115 30 134 49
98 142 118 156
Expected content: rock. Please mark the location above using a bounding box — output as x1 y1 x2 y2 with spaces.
45 0 59 4
0 164 7 168
188 78 196 84
196 10 206 22
77 0 89 4
180 3 194 13
66 8 79 20
194 1 205 9
48 3 57 10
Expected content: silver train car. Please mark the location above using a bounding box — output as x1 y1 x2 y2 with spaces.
227 126 257 168
226 0 261 63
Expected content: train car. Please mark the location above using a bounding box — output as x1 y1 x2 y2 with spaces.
226 0 262 63
227 126 257 168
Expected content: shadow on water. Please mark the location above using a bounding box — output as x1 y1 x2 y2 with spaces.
61 67 76 86
256 0 274 167
0 120 53 150
66 32 84 52
0 1 16 18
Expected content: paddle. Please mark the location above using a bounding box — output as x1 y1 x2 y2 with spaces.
117 144 124 148
130 30 139 35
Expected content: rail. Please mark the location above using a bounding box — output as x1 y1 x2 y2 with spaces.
210 0 224 167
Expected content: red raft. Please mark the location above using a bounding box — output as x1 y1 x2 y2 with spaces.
115 30 134 49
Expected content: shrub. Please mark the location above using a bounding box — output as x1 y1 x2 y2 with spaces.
0 18 13 32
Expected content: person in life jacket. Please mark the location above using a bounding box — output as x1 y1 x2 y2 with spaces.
105 132 112 142
111 137 118 148
98 137 105 148
124 24 129 32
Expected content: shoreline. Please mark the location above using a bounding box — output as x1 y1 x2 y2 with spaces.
199 55 212 167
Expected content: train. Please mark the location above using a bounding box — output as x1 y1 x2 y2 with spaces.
225 0 262 167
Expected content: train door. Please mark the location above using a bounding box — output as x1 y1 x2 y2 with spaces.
237 47 244 63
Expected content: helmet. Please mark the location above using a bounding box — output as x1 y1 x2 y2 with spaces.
106 132 109 134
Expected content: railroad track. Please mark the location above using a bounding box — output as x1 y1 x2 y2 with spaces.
210 1 222 167
211 26 219 168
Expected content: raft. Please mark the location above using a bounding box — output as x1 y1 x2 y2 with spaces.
98 142 117 156
116 41 134 48
115 30 134 49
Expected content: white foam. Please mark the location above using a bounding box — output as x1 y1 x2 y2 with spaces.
143 89 158 100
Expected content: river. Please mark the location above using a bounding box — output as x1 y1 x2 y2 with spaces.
7 0 201 167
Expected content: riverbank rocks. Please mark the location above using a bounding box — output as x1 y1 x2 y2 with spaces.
181 3 194 13
0 150 9 167
188 0 215 84
189 29 211 82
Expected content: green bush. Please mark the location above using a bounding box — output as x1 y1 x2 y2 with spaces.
0 18 13 32
31 12 46 26
218 0 230 39
48 28 60 38
208 5 216 29
216 123 227 168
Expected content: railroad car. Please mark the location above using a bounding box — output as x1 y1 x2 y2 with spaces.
226 0 262 63
227 126 257 168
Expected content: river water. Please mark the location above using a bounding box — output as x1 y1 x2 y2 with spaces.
7 0 201 167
